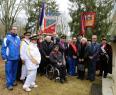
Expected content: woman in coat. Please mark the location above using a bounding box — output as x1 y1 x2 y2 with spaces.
67 37 78 76
77 37 88 80
99 38 112 78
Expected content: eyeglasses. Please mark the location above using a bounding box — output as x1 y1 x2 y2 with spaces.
92 38 97 39
25 35 31 36
12 29 17 30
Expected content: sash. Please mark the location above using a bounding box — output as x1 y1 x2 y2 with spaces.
28 45 38 64
70 42 78 54
101 45 109 62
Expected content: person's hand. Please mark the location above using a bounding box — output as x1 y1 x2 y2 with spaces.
3 59 7 63
46 56 49 58
79 58 82 62
22 60 25 64
57 62 62 65
73 56 77 59
89 56 93 59
81 59 84 61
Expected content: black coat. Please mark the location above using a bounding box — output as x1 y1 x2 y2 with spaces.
78 43 88 71
99 43 112 74
42 40 54 57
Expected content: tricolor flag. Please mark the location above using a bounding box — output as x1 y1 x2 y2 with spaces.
39 2 46 33
39 2 57 35
43 16 57 35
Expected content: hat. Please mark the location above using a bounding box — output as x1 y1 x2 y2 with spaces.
24 32 31 36
30 34 38 40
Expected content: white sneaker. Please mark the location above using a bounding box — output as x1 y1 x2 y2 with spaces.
23 87 31 92
56 77 60 80
30 84 38 88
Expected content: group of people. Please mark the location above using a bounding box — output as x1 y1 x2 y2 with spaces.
1 26 112 92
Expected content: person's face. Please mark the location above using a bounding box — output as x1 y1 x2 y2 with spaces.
31 39 37 44
102 40 107 44
46 37 51 42
61 38 65 42
92 35 97 43
72 37 77 43
39 38 43 42
54 47 59 51
81 40 86 45
11 26 17 34
25 34 31 39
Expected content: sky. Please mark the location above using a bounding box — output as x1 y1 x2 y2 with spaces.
18 0 71 22
55 0 71 21
55 0 70 14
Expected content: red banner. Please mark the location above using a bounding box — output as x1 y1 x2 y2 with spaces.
39 16 57 35
43 23 56 35
80 12 96 35
84 12 96 28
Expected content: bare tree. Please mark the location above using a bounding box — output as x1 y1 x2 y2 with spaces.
0 0 23 35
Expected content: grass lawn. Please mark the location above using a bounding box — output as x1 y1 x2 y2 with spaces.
0 57 101 95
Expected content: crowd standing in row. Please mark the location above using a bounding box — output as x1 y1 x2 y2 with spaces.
1 26 112 92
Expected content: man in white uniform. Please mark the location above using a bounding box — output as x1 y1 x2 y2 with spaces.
20 32 31 82
23 34 41 92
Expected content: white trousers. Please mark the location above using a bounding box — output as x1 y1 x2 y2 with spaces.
20 64 27 80
23 69 37 88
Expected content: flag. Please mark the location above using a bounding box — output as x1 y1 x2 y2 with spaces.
39 2 57 35
39 2 45 28
80 12 96 36
80 12 86 35
42 16 57 35
84 12 96 28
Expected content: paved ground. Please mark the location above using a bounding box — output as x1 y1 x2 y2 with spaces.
0 57 102 95
102 77 113 95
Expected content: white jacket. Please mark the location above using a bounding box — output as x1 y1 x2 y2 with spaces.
26 42 41 70
20 39 30 61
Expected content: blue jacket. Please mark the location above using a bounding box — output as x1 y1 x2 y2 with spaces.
87 42 100 59
1 33 20 60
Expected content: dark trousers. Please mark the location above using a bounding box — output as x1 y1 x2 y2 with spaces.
38 58 50 75
100 61 108 77
57 65 66 80
16 59 22 81
78 70 85 79
87 59 97 81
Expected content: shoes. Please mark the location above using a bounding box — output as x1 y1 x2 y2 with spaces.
13 82 17 86
20 80 25 84
56 77 60 80
77 77 80 79
23 87 31 92
98 73 102 76
60 79 64 84
7 86 13 90
103 76 107 78
90 79 95 82
30 84 38 88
